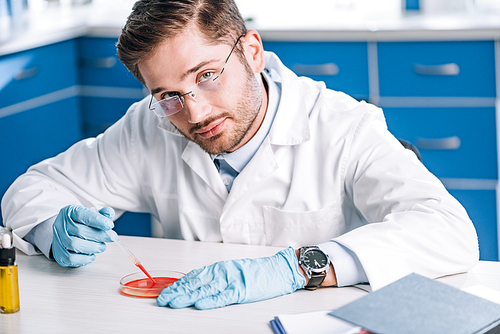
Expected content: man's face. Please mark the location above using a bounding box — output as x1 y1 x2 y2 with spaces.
138 27 266 155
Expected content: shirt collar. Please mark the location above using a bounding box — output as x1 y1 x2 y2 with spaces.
212 71 281 173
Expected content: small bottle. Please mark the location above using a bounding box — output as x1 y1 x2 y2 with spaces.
0 233 20 314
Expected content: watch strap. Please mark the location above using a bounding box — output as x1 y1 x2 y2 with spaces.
304 271 327 290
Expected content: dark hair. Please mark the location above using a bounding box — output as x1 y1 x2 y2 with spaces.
117 0 247 85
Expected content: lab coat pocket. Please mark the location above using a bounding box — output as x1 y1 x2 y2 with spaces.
179 207 223 243
263 203 342 248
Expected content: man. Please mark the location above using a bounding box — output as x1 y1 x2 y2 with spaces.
1 0 478 310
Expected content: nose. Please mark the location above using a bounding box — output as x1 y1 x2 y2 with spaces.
184 95 212 124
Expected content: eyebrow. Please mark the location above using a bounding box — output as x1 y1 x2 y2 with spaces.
150 59 220 96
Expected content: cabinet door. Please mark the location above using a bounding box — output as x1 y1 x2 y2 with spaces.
378 41 496 98
0 97 82 208
449 189 498 261
81 96 141 138
78 37 143 89
263 41 369 100
0 40 78 108
78 37 146 138
383 106 497 180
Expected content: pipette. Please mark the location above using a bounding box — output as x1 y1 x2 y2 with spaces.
107 229 156 284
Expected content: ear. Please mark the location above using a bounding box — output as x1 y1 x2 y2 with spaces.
241 30 265 73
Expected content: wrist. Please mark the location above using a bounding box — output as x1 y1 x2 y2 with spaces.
295 249 337 288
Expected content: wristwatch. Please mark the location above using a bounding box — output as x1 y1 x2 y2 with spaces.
298 246 331 290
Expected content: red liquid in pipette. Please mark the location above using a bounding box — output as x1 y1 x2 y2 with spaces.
135 262 156 283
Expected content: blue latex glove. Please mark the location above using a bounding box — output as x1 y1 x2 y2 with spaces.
157 247 306 310
52 205 115 267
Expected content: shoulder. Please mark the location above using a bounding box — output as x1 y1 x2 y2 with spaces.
307 84 387 140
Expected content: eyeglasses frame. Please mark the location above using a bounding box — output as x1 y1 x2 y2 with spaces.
148 33 247 117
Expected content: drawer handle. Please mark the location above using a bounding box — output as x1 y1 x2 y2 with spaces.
416 136 461 150
414 63 460 76
14 67 39 81
79 57 117 69
293 63 339 76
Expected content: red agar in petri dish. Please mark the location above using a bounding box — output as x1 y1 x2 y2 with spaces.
122 277 178 297
120 270 184 298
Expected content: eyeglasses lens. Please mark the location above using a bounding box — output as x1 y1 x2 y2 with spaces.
152 77 223 117
157 97 183 116
198 77 223 94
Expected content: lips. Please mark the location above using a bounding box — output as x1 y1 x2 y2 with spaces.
195 118 227 139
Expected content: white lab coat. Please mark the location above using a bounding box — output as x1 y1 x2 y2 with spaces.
1 52 478 290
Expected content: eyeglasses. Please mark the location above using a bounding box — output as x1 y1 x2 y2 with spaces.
148 34 245 118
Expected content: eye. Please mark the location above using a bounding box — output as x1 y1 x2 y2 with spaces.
161 91 180 100
198 72 214 83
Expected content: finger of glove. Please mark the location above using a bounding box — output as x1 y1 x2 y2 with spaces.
166 280 226 309
70 206 114 231
68 206 114 242
66 220 113 243
98 206 115 220
52 229 96 267
162 266 210 294
53 207 107 253
173 267 206 286
194 288 240 310
53 223 107 255
157 275 205 307
157 265 219 307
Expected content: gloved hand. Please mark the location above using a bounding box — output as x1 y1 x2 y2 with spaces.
157 247 306 310
52 205 115 267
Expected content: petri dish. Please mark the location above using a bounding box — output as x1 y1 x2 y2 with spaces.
120 270 185 298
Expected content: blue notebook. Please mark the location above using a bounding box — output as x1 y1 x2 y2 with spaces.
329 273 500 334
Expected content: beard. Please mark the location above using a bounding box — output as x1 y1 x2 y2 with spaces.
173 62 264 155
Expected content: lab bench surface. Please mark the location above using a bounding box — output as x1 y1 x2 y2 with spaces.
5 236 500 334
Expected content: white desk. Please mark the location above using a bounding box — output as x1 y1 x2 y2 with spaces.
3 236 500 334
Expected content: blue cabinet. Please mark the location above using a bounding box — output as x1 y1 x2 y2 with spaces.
449 189 498 261
377 40 498 260
377 41 496 98
77 37 146 138
0 37 152 237
0 40 78 108
383 106 497 180
263 41 370 100
384 106 498 260
78 37 143 89
0 40 82 226
0 97 82 199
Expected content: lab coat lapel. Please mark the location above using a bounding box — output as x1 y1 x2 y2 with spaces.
181 141 228 201
265 51 312 145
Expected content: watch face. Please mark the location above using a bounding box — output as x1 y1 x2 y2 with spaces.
303 249 328 269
